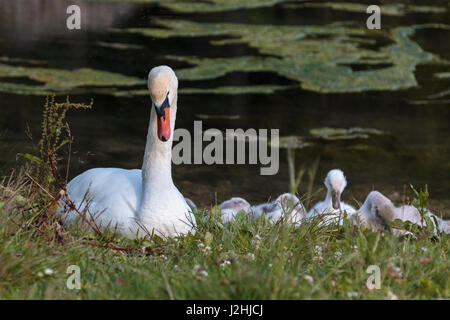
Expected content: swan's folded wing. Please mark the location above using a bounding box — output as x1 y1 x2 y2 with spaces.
60 168 141 229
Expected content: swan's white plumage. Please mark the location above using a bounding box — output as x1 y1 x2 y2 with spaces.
354 191 393 231
307 169 356 225
58 66 195 239
249 193 306 225
220 197 251 223
393 206 447 235
355 190 449 235
219 193 306 225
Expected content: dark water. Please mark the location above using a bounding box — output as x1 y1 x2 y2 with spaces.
0 0 449 216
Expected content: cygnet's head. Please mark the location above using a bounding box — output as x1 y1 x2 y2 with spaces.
220 197 251 223
360 191 396 230
275 193 306 218
220 197 250 213
276 193 299 207
324 169 348 210
148 66 178 142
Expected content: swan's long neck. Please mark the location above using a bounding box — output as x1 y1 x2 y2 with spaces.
139 96 177 214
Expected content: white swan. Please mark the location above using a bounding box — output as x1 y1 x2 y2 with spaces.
307 169 356 225
356 191 449 235
249 193 306 225
59 66 196 239
220 197 251 223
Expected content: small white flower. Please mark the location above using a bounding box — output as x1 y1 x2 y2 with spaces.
314 245 323 256
252 235 261 248
203 246 212 255
268 264 273 268
313 245 323 262
334 251 342 259
304 275 314 284
198 243 205 250
420 247 428 252
347 291 358 299
193 264 202 273
243 253 255 261
387 291 398 300
192 264 208 279
226 250 239 262
44 268 54 275
220 260 231 268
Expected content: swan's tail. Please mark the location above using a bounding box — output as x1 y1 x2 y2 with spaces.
185 197 197 210
436 217 450 234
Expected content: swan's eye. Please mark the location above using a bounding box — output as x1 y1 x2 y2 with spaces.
155 93 170 118
161 92 170 109
163 91 170 107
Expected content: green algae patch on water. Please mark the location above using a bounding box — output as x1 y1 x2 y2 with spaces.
89 0 447 15
270 127 390 151
270 136 311 150
435 72 450 79
128 20 449 93
161 0 291 13
309 127 384 141
0 63 145 96
87 0 294 12
180 85 290 95
286 2 447 16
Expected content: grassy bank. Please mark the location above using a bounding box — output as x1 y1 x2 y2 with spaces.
0 188 449 299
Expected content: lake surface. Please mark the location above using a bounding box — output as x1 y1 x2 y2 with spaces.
0 0 449 217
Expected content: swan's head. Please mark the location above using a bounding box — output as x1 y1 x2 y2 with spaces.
324 169 347 210
360 191 395 229
148 65 178 142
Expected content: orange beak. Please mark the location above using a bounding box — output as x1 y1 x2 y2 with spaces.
157 107 171 142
